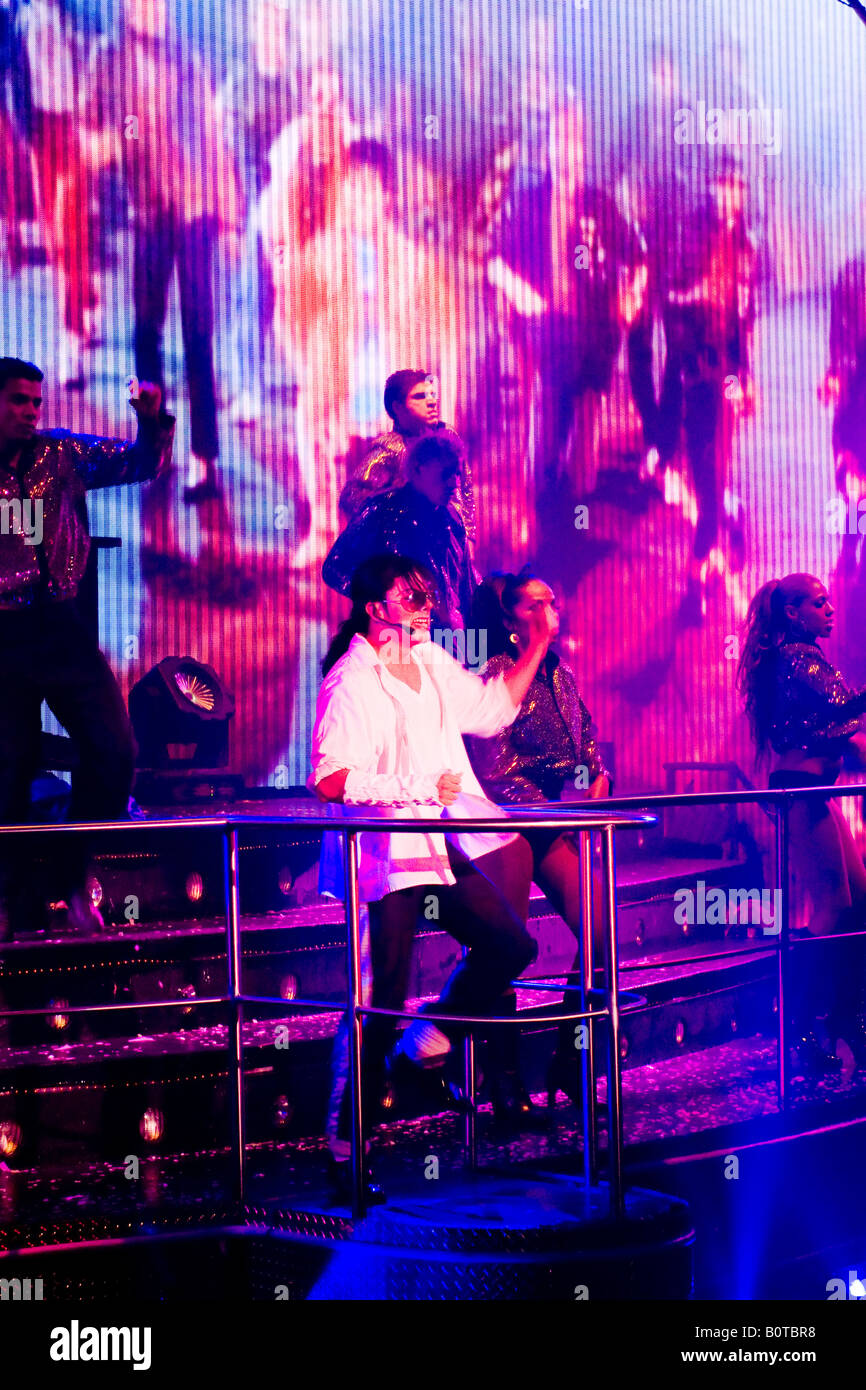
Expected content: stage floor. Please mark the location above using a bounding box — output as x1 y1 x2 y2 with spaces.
2 1033 864 1251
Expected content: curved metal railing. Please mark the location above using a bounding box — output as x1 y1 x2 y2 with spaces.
1 783 864 1219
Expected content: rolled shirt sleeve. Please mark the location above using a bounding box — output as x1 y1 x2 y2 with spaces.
309 673 374 788
309 668 442 805
423 644 519 737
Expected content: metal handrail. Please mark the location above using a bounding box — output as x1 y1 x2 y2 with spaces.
0 777 860 835
2 784 864 1221
0 805 650 1220
558 781 866 810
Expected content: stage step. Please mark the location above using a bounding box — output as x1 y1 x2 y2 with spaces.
0 941 776 1165
0 851 765 1050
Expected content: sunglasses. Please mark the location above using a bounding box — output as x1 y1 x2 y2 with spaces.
387 585 436 611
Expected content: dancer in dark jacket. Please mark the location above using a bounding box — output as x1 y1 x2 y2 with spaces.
0 355 174 936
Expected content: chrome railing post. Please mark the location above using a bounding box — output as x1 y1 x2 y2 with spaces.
601 823 625 1218
579 830 598 1185
775 798 791 1111
344 830 366 1217
463 1027 477 1171
223 824 245 1210
460 947 477 1170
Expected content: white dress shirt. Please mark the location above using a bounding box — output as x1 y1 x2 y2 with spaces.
309 633 519 901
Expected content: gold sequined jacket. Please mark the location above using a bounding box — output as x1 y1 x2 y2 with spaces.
769 641 866 756
0 414 175 608
467 651 611 803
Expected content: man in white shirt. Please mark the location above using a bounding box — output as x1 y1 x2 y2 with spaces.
310 552 555 1187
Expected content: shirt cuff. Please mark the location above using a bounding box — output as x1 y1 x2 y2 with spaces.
342 770 441 805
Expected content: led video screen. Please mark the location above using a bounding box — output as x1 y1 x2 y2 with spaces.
3 0 865 796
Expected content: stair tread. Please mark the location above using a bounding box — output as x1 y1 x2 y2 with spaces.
0 853 754 949
0 943 774 1072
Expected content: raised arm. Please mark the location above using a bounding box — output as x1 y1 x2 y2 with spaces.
64 384 175 490
500 605 558 705
432 604 556 737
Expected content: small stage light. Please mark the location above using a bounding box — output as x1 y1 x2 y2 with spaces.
140 1108 165 1143
0 1122 21 1157
129 657 242 803
185 872 204 903
48 999 70 1031
178 984 196 1016
278 866 294 897
272 1095 293 1129
675 1020 686 1045
619 1035 629 1060
280 975 299 1001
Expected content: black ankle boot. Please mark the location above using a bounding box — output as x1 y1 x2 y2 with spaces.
385 1050 470 1114
790 1019 842 1080
545 1052 584 1112
484 989 538 1133
489 1069 538 1135
326 1152 387 1207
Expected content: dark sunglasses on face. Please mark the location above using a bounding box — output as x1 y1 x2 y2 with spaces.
389 586 436 611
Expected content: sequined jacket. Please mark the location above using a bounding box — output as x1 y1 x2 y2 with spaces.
0 414 175 608
768 641 866 756
467 651 611 803
322 483 476 630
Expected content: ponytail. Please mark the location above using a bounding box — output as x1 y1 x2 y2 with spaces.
469 566 537 659
322 614 365 676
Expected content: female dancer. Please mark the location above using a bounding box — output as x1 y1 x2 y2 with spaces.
310 553 554 1197
736 573 866 1074
467 569 612 1111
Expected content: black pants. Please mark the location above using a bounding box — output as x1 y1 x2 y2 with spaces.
133 211 219 463
0 601 135 923
358 839 537 1121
